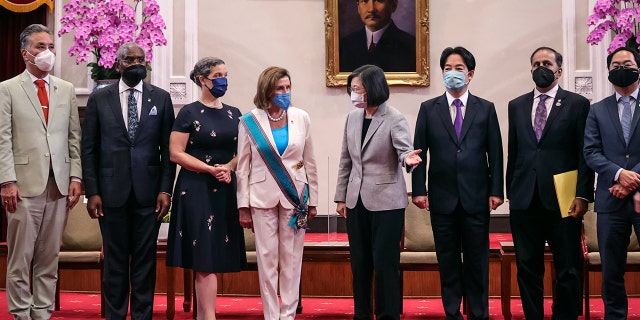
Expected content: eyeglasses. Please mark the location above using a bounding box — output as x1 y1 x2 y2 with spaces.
349 86 365 93
611 65 638 70
120 56 146 64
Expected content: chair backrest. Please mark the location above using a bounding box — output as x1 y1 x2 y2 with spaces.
583 210 640 252
403 200 436 252
61 196 102 251
244 228 256 251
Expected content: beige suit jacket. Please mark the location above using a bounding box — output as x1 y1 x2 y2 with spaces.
0 70 81 197
236 107 318 209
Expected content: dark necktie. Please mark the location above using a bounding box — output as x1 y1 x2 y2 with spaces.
35 79 49 124
453 99 463 138
127 88 138 141
533 94 549 141
621 96 633 144
368 35 375 54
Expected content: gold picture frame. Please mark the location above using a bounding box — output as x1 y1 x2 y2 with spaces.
325 0 430 87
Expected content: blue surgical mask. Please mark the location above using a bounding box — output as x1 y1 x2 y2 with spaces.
443 70 468 91
206 77 227 98
273 93 291 110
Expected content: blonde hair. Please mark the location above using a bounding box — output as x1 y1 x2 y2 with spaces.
253 66 291 110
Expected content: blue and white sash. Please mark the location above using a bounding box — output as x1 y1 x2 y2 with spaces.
240 112 309 231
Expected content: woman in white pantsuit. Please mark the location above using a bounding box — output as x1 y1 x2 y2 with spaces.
237 66 318 320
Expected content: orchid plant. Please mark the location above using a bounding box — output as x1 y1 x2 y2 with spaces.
587 0 640 53
58 0 167 80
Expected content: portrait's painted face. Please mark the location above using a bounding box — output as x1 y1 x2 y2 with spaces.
357 0 398 32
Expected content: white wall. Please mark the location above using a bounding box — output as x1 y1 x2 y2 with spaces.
55 0 608 216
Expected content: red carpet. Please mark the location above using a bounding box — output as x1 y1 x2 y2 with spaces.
1 290 636 319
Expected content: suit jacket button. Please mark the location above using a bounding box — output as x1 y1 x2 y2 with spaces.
44 152 50 157
626 154 630 159
457 149 461 153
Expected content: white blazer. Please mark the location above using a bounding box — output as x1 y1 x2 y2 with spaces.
236 107 318 209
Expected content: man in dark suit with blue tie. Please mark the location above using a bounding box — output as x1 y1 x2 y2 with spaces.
81 42 176 320
412 46 503 320
506 47 594 320
584 46 640 320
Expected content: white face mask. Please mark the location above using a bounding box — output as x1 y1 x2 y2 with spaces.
27 49 55 72
350 91 367 108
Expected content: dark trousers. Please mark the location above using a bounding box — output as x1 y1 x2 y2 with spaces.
510 189 583 320
597 206 640 320
346 197 404 320
431 202 490 320
99 193 160 320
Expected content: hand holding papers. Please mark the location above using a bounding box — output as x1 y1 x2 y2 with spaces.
553 170 577 218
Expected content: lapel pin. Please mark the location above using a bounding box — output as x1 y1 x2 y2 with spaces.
555 99 562 107
147 98 151 102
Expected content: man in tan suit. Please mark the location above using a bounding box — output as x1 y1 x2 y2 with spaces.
0 24 82 320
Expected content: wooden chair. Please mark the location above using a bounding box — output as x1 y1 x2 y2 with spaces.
56 195 105 317
399 200 448 313
582 210 640 320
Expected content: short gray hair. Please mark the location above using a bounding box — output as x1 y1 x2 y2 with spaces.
189 57 226 87
116 42 146 61
20 24 52 50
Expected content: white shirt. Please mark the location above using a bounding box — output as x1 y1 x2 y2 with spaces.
615 87 639 120
446 90 469 124
530 85 559 126
118 80 143 130
365 23 391 48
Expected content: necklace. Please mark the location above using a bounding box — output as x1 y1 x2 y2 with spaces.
267 109 286 122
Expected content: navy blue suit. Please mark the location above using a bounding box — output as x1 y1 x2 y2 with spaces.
412 93 503 320
584 92 640 320
506 87 593 320
81 82 175 320
339 21 416 73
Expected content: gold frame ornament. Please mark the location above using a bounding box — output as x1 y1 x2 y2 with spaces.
324 0 430 87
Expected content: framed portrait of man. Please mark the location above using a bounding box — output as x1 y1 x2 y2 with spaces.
325 0 429 87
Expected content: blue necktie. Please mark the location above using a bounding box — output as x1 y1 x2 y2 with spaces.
127 88 138 141
453 99 463 138
534 94 549 141
621 96 632 145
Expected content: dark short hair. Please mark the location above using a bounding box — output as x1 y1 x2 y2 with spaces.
530 47 563 68
347 64 389 107
606 46 640 68
439 46 476 71
190 57 226 87
19 24 52 50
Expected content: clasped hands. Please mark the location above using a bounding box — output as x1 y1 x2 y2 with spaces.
210 164 232 183
610 169 640 199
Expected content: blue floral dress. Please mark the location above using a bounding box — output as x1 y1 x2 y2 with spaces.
166 101 246 272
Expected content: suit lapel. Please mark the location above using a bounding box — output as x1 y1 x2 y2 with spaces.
521 92 537 143
539 88 565 143
135 83 154 141
458 94 478 143
255 109 279 157
350 109 364 154
605 95 626 145
19 72 46 127
106 85 128 135
436 94 458 143
630 93 640 141
48 77 58 126
362 103 386 150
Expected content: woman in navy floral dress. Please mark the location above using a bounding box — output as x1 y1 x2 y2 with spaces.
166 57 246 319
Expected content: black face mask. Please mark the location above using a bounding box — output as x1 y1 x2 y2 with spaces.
532 67 556 88
608 66 639 87
122 64 147 85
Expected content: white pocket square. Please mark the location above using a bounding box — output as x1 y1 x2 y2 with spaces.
149 106 157 116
